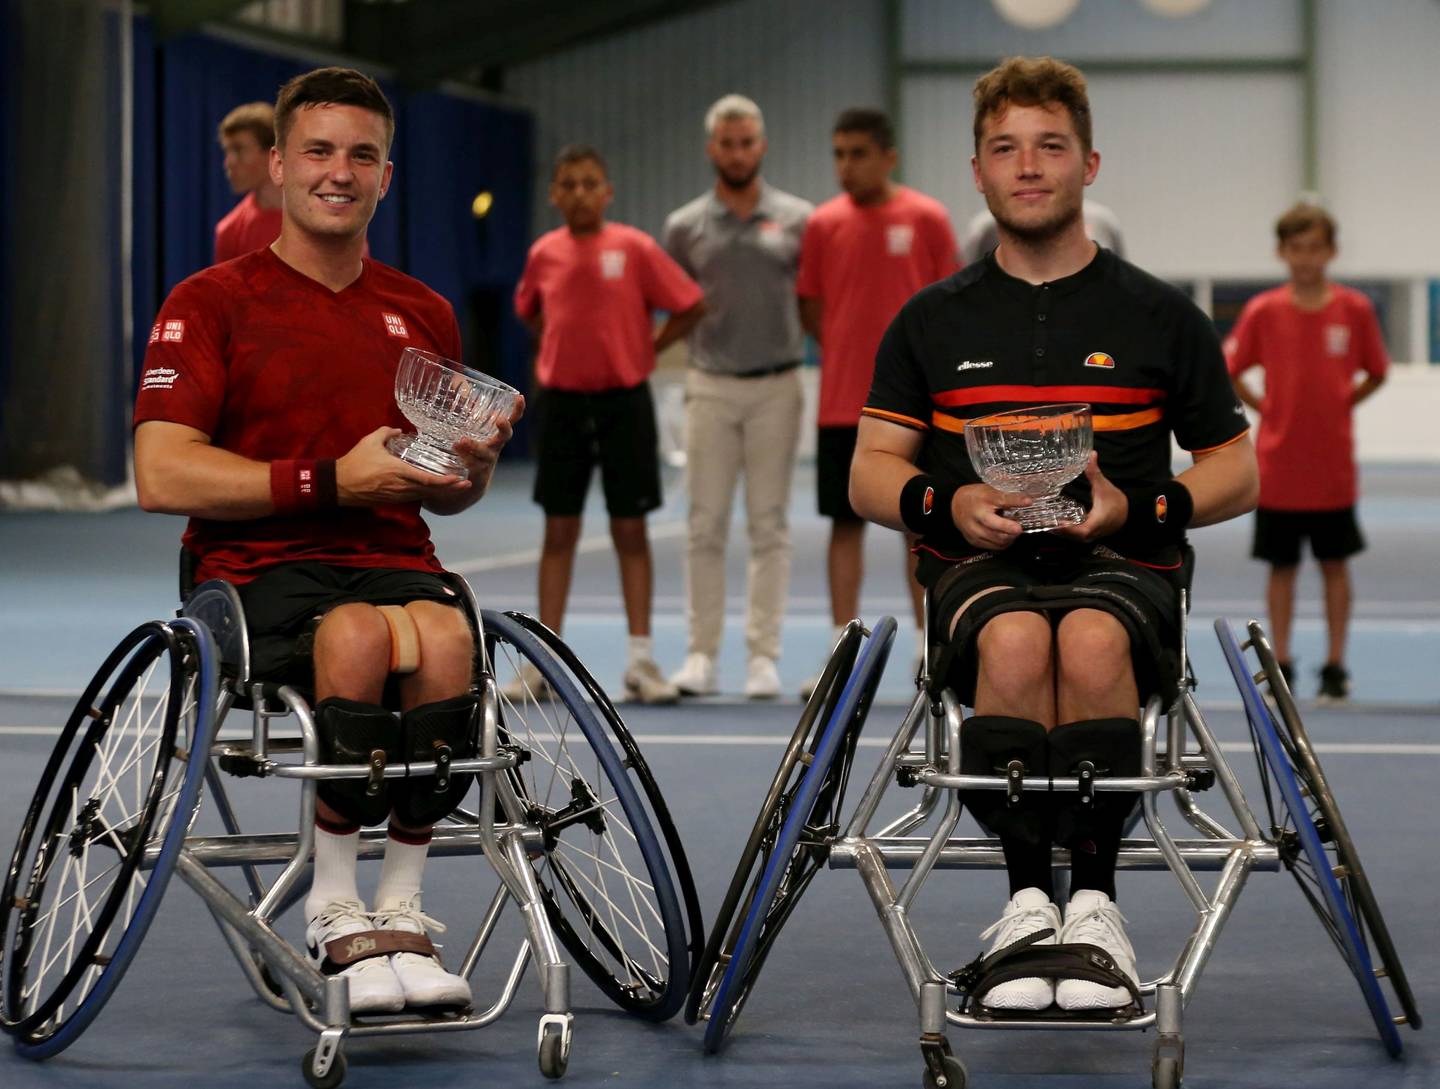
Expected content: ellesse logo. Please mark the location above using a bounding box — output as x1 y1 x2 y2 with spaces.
922 486 935 516
1155 494 1169 523
1084 351 1115 369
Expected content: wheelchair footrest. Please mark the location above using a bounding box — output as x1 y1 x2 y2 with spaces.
947 933 1144 1021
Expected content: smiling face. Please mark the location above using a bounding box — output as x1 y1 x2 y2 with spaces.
269 102 392 243
972 101 1098 245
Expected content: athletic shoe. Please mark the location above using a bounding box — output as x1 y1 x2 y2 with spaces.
1277 660 1296 691
498 662 555 703
622 657 680 704
744 656 781 700
670 652 717 696
305 898 405 1014
1055 890 1138 1011
372 897 473 1009
975 888 1060 1011
1317 663 1350 704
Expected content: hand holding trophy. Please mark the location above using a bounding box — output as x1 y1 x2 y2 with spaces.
386 347 519 479
964 402 1093 532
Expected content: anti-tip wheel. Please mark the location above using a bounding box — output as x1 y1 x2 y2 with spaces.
923 1055 968 1089
301 1047 346 1089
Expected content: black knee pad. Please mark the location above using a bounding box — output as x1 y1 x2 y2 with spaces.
959 716 1052 847
391 694 480 827
1049 718 1141 846
314 697 402 827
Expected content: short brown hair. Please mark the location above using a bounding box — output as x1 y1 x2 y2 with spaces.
1275 202 1337 246
552 143 607 180
217 102 275 151
973 56 1092 154
274 67 394 154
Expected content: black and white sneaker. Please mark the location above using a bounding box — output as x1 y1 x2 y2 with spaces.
1317 663 1350 704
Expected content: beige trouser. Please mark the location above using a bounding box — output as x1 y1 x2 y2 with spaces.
683 367 803 661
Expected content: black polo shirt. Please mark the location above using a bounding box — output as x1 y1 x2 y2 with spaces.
864 247 1248 581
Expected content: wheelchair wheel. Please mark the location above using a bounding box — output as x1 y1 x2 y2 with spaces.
0 619 218 1056
683 620 864 1026
1216 618 1415 1057
702 616 897 1054
480 611 690 1021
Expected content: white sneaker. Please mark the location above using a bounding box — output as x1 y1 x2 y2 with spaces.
670 652 717 697
499 662 554 703
798 670 822 703
976 888 1060 1011
305 898 405 1014
744 656 781 700
1056 890 1138 1011
372 897 473 1009
622 657 680 704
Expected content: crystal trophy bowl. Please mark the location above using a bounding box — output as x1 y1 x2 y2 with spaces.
386 348 519 479
964 402 1093 532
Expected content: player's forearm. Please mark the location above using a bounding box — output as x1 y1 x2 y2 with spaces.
653 302 706 354
1230 376 1262 413
1178 434 1258 528
135 434 276 520
798 296 823 339
849 449 923 532
1351 373 1384 406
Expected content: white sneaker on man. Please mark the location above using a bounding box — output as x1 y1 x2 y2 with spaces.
499 662 554 703
622 657 680 704
305 898 405 1014
976 887 1061 1010
1055 890 1138 1011
670 652 717 696
744 656 781 700
372 897 473 1009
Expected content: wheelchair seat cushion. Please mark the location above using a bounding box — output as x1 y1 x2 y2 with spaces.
928 540 1184 706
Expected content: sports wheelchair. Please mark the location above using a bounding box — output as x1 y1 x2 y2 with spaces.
686 581 1421 1088
0 569 702 1086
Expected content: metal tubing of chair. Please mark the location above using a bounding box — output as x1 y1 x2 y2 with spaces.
1142 788 1210 912
1181 692 1265 842
844 691 927 838
255 780 317 923
173 850 330 1010
458 884 511 980
463 943 533 1029
202 757 267 905
501 831 570 1015
1172 786 1239 841
1171 845 1254 1001
947 1009 1158 1031
922 771 1182 793
827 838 1281 872
266 753 517 780
851 840 937 1005
207 902 295 1014
1141 695 1161 777
1166 706 1187 775
873 785 943 839
896 790 963 911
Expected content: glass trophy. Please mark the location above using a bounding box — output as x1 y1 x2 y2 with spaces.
964 402 1093 532
386 348 519 479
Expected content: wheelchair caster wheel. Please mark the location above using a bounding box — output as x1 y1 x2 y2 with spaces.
538 1022 570 1079
922 1055 967 1089
302 1047 346 1089
1152 1054 1182 1089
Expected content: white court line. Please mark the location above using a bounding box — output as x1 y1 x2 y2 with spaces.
0 725 1437 755
448 519 685 575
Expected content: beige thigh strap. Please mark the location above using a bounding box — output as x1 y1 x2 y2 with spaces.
376 605 422 674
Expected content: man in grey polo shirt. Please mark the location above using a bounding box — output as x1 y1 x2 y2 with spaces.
663 94 813 699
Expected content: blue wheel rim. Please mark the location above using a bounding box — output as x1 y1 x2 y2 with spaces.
704 616 897 1053
1215 618 1402 1057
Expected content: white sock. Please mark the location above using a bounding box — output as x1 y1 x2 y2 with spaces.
374 827 431 911
306 822 361 920
628 635 653 666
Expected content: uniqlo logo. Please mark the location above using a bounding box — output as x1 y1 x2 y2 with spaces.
383 312 410 338
158 320 185 343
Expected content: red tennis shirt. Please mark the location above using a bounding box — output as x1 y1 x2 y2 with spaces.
797 186 960 427
134 247 462 583
1224 285 1388 511
213 192 283 264
514 222 703 392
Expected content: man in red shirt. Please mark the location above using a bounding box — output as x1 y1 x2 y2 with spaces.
797 108 960 688
136 68 521 1015
213 101 284 264
514 145 705 703
1226 203 1388 701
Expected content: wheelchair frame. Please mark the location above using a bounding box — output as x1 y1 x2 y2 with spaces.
690 597 1420 1089
1 574 700 1087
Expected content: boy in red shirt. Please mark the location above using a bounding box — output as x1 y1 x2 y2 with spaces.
797 108 960 689
213 102 284 264
514 145 705 702
1226 203 1388 700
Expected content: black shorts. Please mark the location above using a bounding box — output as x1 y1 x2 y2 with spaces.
816 425 861 522
1251 506 1364 566
235 562 461 685
532 383 662 518
930 540 1183 706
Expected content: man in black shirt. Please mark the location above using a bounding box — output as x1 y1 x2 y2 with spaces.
850 56 1257 1014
